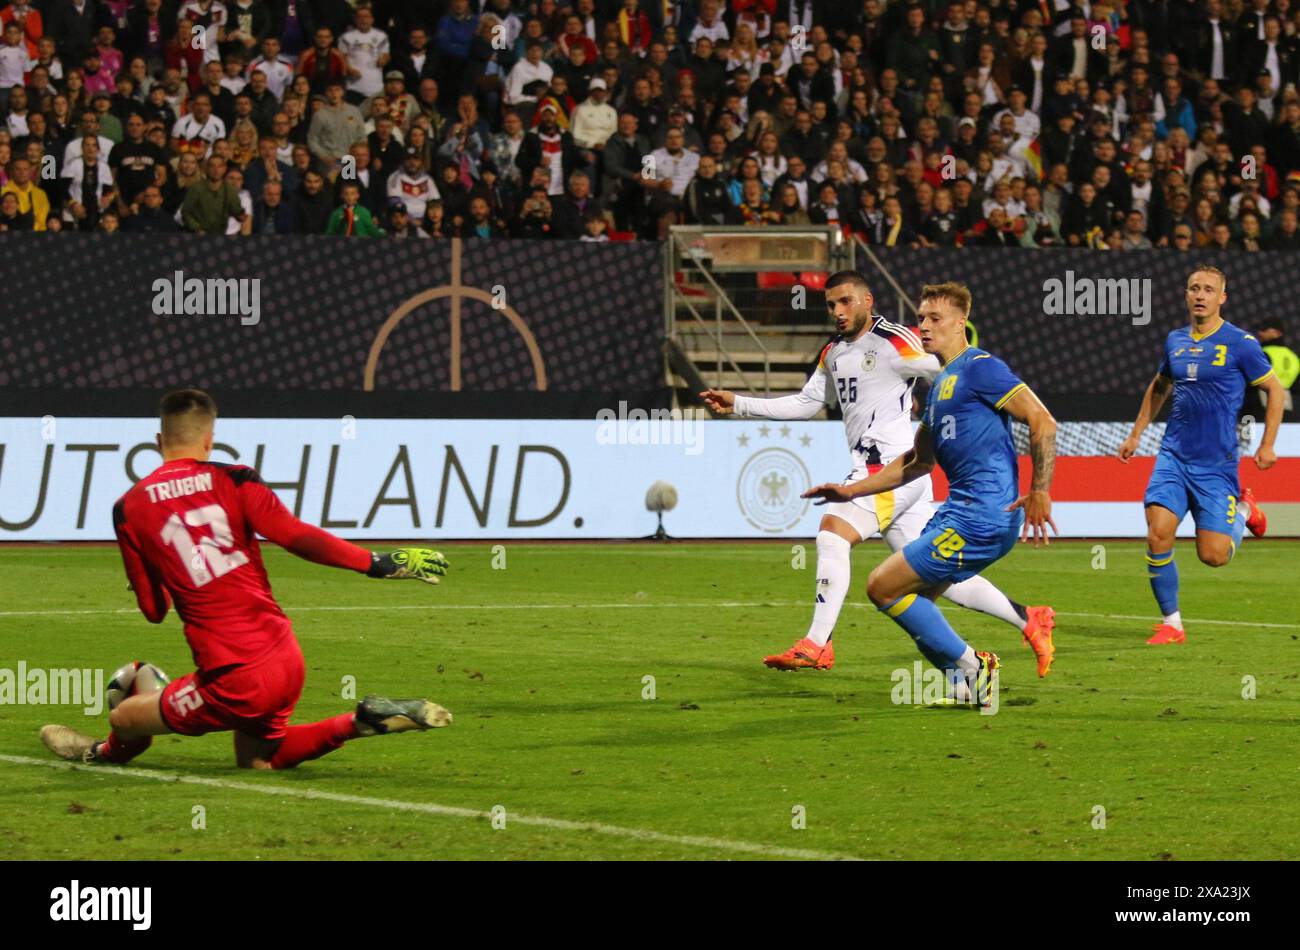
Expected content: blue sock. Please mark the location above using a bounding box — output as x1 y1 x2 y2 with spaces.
1146 549 1179 615
879 594 970 669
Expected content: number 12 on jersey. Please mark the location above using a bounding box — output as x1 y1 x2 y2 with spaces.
161 504 249 587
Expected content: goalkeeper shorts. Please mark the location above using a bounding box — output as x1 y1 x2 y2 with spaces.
159 637 305 742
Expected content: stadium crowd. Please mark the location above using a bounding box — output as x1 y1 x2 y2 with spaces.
1 0 1300 247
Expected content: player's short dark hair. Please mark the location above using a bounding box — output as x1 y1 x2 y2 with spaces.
920 281 973 319
824 271 871 295
160 389 217 447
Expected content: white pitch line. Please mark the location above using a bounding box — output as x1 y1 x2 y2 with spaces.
0 754 861 861
1 601 1297 630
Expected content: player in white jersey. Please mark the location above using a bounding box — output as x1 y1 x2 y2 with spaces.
701 271 1056 674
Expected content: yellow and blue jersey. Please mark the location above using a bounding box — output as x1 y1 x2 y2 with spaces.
1157 320 1275 468
922 345 1025 531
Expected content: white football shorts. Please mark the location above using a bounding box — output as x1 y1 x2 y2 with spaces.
821 457 936 551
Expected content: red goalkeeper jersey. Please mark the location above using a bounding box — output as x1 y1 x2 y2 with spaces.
113 458 372 672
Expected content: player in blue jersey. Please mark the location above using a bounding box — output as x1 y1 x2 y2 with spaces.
1117 265 1284 645
803 282 1059 706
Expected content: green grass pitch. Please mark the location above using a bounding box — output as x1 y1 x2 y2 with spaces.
1 540 1297 861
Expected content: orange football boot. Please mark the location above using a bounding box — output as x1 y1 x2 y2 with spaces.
1242 487 1267 538
763 637 835 671
1147 623 1186 645
1021 606 1056 677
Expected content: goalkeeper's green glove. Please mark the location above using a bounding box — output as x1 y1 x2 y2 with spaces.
367 548 450 584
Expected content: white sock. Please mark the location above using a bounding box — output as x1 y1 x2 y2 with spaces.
805 531 853 646
1164 610 1183 630
947 673 972 702
954 646 979 676
943 575 1027 631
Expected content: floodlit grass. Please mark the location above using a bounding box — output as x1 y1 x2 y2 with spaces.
2 540 1297 860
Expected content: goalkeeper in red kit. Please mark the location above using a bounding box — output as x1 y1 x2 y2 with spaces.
40 389 453 770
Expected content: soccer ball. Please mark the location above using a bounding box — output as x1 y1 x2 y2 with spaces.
106 661 171 711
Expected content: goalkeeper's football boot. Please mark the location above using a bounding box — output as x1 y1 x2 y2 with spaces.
763 637 835 671
1021 605 1056 677
1147 623 1186 645
971 651 1000 709
39 724 99 763
1242 487 1267 538
354 695 453 736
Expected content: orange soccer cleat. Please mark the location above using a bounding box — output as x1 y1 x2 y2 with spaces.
1241 487 1267 538
1147 623 1186 645
1021 605 1056 677
763 637 835 671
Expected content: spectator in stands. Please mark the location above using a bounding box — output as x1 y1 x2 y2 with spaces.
570 76 615 184
298 27 346 94
307 77 362 169
504 39 552 111
292 167 327 233
326 178 382 235
386 143 437 221
250 178 295 234
422 198 452 237
243 133 295 204
180 154 243 234
2 154 49 229
338 3 388 104
435 0 477 109
807 180 841 226
0 0 1292 253
460 193 504 238
1268 208 1300 249
435 158 470 226
774 182 808 225
383 197 425 239
513 184 553 237
60 134 114 230
0 187 30 228
550 169 600 239
645 125 697 237
122 182 176 231
683 153 733 225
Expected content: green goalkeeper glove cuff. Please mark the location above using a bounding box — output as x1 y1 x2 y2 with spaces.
367 548 450 584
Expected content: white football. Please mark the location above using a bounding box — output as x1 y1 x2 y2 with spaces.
106 661 171 710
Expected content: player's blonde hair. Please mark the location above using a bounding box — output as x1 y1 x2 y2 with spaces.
160 389 218 448
919 282 973 319
1188 264 1227 291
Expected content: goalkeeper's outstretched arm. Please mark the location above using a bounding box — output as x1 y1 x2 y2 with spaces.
237 469 449 583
